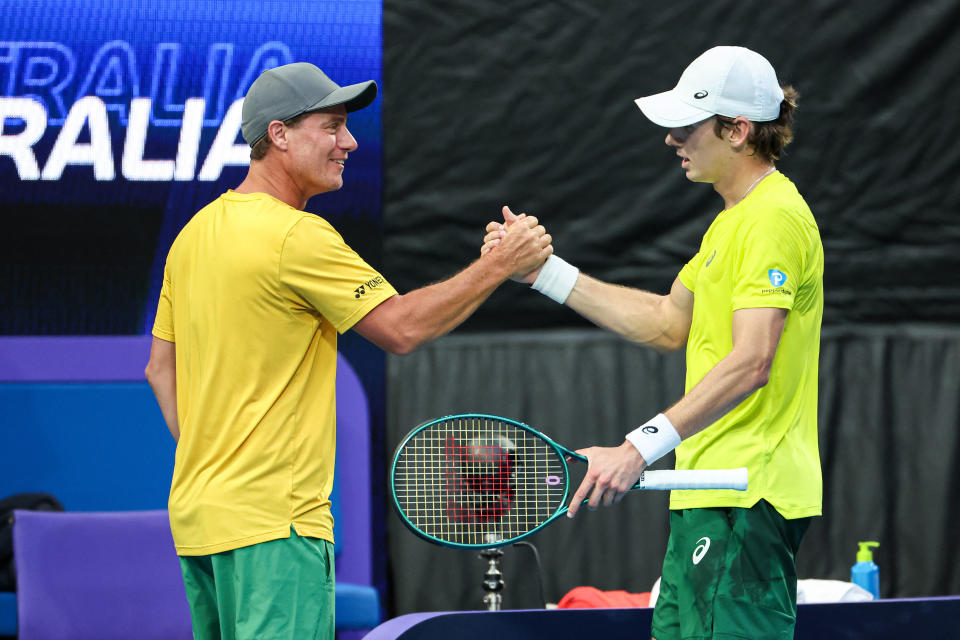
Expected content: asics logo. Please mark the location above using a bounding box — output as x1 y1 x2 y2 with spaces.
692 536 711 565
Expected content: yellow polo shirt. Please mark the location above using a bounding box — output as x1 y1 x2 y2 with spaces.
672 172 824 519
153 190 396 555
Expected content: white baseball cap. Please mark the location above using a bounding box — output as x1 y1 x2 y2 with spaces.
634 46 784 127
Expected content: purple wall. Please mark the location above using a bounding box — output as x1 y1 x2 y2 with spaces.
0 336 152 381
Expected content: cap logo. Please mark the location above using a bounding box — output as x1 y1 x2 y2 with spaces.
693 90 709 99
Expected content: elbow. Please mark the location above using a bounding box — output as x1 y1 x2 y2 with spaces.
749 368 771 392
653 334 687 353
144 361 158 385
643 316 691 353
381 328 423 356
641 328 688 353
387 339 418 356
144 356 172 387
742 357 774 393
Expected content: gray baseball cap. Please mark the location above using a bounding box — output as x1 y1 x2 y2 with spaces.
241 62 377 146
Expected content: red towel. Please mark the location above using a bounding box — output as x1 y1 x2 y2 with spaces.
557 586 652 609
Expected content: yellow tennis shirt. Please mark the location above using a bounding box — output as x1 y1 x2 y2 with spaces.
153 190 397 555
673 172 824 519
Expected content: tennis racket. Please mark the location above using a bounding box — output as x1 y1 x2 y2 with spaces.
390 413 747 549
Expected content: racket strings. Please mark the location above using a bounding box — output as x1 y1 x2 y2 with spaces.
393 417 566 546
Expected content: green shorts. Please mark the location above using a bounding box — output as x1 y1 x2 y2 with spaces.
179 528 335 640
651 500 810 640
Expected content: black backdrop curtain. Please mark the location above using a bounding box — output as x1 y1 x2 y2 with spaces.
385 327 960 613
382 0 960 329
380 0 960 616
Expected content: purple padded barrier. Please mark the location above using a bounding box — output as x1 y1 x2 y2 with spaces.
12 509 193 640
0 336 152 381
334 356 373 588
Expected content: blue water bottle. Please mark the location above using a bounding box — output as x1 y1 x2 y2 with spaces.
851 541 880 599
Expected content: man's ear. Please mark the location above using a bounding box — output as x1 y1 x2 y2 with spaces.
729 117 753 150
267 120 288 150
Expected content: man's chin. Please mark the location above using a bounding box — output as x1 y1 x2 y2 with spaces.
318 179 345 194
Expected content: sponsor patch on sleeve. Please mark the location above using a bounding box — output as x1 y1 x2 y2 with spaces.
354 275 386 299
761 269 792 295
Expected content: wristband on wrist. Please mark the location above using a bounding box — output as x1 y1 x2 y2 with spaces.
625 413 681 466
531 255 579 304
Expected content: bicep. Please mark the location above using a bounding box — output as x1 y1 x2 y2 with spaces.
731 307 787 366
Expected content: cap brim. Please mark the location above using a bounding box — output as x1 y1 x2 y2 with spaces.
634 89 714 127
310 80 378 113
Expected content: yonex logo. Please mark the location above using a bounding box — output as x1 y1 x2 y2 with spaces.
768 269 787 287
642 426 659 434
692 536 711 565
693 90 709 99
355 275 386 298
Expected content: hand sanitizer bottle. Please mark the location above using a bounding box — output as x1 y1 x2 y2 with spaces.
851 541 880 599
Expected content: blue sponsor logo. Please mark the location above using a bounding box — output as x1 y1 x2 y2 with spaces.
768 269 787 287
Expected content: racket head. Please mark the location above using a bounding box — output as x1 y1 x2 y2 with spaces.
390 413 572 549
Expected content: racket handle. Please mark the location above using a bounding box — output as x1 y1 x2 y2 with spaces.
634 468 748 491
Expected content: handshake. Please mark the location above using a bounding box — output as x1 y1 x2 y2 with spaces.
480 205 579 304
480 205 550 283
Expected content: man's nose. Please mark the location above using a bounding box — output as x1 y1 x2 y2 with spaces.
340 126 358 151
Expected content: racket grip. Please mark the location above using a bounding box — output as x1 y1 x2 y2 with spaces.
634 468 748 491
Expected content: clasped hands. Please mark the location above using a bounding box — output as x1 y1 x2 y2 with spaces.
481 205 552 282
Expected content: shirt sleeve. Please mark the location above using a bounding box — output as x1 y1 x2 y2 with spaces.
678 249 705 293
280 215 398 334
152 265 175 341
731 209 806 311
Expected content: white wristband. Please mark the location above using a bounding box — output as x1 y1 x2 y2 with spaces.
625 413 681 466
531 255 579 304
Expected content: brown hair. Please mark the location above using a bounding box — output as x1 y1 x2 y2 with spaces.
714 85 798 163
249 110 314 161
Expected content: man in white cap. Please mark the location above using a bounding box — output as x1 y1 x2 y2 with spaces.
485 46 822 639
145 62 551 639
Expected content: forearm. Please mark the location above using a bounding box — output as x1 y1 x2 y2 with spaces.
145 338 180 441
357 252 515 355
397 256 508 349
564 273 687 351
148 375 179 441
664 349 770 439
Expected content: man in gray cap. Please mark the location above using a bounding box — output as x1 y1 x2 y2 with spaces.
145 62 551 639
485 46 822 639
